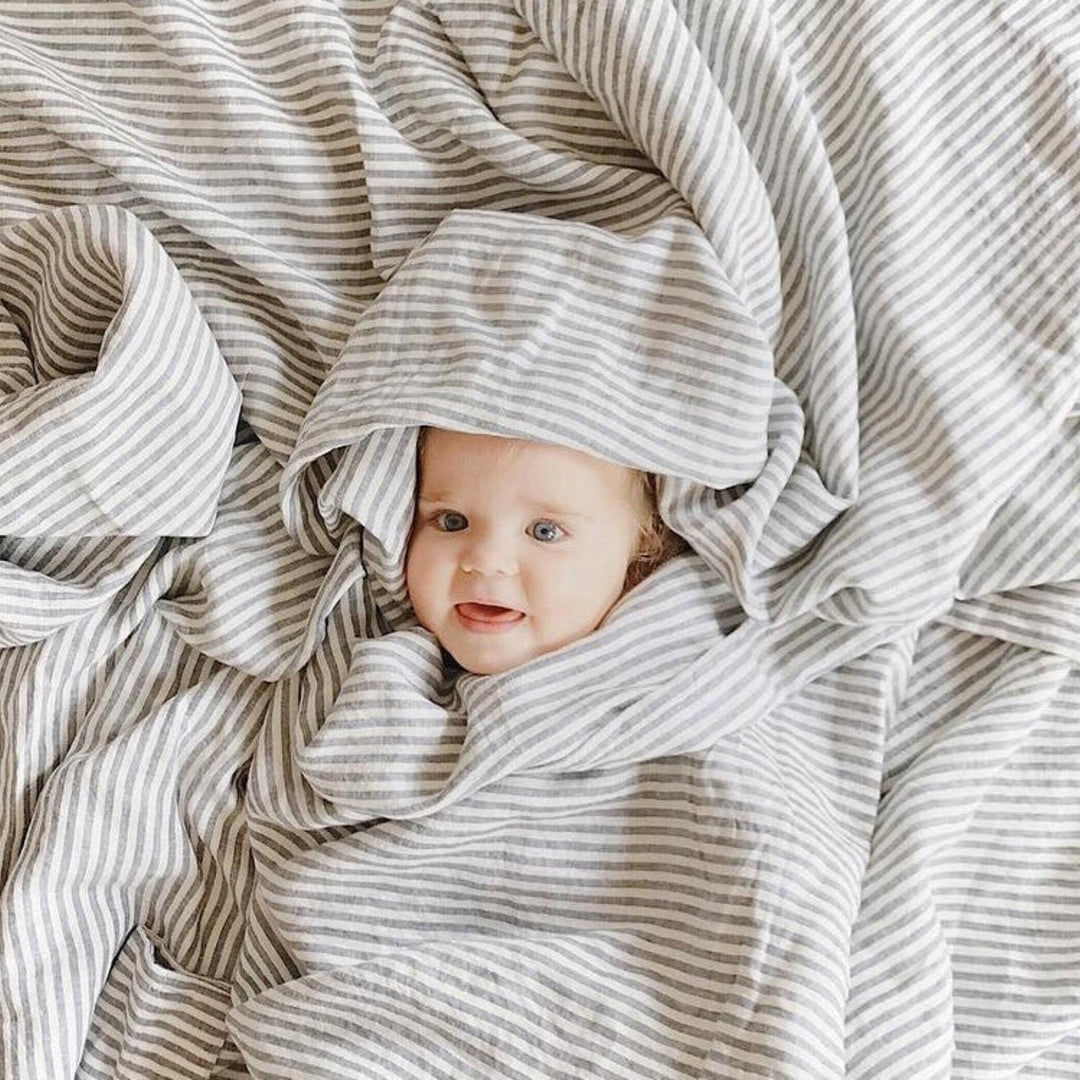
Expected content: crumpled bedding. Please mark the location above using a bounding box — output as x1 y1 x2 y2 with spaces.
1 2 1078 1078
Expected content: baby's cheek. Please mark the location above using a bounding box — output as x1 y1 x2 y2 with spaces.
554 562 614 618
403 545 418 597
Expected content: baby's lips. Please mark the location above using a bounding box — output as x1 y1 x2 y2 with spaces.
455 602 524 622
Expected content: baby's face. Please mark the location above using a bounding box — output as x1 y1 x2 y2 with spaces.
405 429 646 675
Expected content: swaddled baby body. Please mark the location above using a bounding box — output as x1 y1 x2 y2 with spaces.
406 427 683 675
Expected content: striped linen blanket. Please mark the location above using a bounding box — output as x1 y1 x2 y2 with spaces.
1 2 1078 1078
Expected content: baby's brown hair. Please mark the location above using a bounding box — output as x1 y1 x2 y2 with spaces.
624 471 688 591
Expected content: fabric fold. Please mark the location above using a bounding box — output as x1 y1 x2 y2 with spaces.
0 204 241 645
78 927 232 1080
0 204 240 538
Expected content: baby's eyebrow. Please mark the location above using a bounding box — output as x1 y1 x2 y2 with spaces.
416 494 591 521
533 507 590 520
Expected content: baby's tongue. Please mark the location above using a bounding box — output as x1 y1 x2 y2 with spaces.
458 603 521 621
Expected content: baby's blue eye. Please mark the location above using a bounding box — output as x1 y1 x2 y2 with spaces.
435 511 468 532
529 520 564 543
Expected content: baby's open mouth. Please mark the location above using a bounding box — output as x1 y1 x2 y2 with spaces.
455 602 525 626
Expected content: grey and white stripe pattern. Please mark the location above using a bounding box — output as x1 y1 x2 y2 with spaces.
1 0 1078 1077
0 204 239 533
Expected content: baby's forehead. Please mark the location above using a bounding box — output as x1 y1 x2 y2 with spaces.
421 428 583 469
419 427 529 460
417 428 643 502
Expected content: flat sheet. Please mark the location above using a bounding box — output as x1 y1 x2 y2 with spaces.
1 2 1078 1078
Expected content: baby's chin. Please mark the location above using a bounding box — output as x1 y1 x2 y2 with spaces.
443 642 532 676
439 618 606 676
428 619 529 676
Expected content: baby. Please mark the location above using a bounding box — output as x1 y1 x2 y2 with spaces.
405 427 683 675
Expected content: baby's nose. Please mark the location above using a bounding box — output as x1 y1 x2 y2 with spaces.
459 531 518 576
